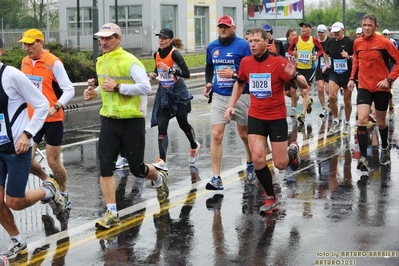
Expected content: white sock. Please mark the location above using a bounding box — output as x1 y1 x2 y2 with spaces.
11 234 24 244
42 186 53 200
107 204 118 216
153 175 163 187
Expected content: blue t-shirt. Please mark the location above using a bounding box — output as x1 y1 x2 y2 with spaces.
206 37 251 96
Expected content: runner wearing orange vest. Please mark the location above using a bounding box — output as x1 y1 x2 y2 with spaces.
19 29 75 225
262 24 284 55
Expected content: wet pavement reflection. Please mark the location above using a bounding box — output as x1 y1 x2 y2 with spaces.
2 90 399 265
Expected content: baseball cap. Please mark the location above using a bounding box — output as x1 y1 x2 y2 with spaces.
382 29 390 35
18 29 44 44
156 28 174 38
317 24 327 32
356 27 362 34
263 24 273 32
217 15 235 27
94 23 122 37
299 22 312 28
330 22 344 33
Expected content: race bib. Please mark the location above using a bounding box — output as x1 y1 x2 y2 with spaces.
249 73 272 98
333 59 348 74
158 70 174 88
298 51 311 64
320 57 331 69
215 65 236 88
0 113 11 145
26 74 43 91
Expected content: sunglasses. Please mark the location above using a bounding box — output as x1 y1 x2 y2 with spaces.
383 33 389 36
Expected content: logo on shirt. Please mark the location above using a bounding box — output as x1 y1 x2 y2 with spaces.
213 49 220 58
226 52 233 57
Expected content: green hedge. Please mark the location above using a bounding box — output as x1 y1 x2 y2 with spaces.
1 42 206 82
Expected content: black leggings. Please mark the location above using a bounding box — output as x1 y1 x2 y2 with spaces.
157 108 196 161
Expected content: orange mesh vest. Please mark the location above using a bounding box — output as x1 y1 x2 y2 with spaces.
21 51 64 122
155 48 179 88
267 39 277 53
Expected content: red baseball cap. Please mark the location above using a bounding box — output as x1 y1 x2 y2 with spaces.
217 15 235 27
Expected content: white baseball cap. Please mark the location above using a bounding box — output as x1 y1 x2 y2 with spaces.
317 24 327 32
356 27 362 34
382 29 390 35
330 22 344 33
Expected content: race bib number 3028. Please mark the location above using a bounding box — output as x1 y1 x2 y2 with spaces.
249 73 272 98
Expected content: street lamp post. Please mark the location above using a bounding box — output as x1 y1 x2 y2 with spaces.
46 0 50 41
93 0 99 61
1 18 4 45
343 0 346 33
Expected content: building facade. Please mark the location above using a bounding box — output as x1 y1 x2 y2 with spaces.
58 0 244 55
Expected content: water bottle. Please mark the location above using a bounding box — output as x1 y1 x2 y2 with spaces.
0 256 9 266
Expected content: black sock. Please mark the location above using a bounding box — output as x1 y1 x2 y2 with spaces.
357 126 368 157
379 126 389 149
255 165 274 198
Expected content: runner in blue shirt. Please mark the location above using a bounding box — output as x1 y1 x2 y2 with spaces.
203 15 254 188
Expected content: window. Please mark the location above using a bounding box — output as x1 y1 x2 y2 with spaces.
161 5 177 32
110 5 143 34
67 8 92 36
223 7 236 22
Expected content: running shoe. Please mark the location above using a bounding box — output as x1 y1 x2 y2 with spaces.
306 98 314 114
357 156 369 172
95 210 120 230
288 142 301 171
259 196 279 215
115 156 128 169
152 158 168 171
319 107 328 118
205 175 224 190
297 114 305 124
154 170 169 204
380 147 391 165
246 162 256 183
328 120 341 134
189 142 201 164
55 192 71 226
342 122 351 135
368 114 376 124
0 238 27 260
290 108 297 118
43 178 66 216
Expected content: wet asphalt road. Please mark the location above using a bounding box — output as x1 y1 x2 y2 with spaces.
2 86 399 266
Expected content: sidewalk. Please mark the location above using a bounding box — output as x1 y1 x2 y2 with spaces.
66 67 205 109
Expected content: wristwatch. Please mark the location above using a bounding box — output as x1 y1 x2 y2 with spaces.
54 104 60 112
387 77 392 83
113 84 119 92
23 130 33 139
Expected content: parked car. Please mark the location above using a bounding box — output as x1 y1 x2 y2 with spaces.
390 32 399 42
275 37 287 46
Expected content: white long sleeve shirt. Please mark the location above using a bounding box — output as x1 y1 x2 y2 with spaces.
0 63 48 147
